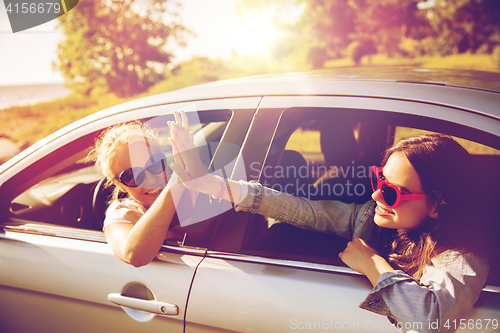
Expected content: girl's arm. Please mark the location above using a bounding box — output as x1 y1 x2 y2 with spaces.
104 180 185 267
104 172 186 267
168 111 374 240
104 112 191 267
361 251 489 333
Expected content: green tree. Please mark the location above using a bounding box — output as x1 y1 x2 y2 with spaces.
349 0 430 57
55 0 189 98
421 0 500 55
297 0 356 67
241 0 500 65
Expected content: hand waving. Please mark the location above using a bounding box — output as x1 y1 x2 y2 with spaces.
168 111 208 190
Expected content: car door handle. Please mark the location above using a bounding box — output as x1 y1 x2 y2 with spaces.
108 293 179 315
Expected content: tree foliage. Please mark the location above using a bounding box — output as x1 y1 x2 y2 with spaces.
245 0 500 67
422 0 500 55
55 0 189 98
298 0 356 67
350 0 429 57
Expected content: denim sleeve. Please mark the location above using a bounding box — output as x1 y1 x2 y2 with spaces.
235 181 375 240
360 252 489 333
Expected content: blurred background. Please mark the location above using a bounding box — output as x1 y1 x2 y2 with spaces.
1 0 500 149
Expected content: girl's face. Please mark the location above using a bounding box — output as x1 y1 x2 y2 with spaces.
112 142 168 209
371 152 438 232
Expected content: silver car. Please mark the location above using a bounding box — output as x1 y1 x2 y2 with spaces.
1 68 499 332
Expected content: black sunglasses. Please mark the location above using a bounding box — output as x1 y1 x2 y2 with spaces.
116 152 167 187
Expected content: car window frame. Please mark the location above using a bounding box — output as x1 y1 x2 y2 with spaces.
208 95 500 293
0 97 261 255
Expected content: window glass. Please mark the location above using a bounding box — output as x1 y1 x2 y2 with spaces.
394 127 500 155
275 117 377 204
8 112 230 239
285 121 322 153
238 107 500 276
240 111 382 266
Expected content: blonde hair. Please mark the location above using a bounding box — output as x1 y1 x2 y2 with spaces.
92 120 161 200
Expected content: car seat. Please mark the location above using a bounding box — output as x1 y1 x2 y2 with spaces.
272 149 312 198
312 121 368 203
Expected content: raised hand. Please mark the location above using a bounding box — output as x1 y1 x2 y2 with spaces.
168 111 208 190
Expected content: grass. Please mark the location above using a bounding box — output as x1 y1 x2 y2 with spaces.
286 128 322 153
325 53 499 72
1 53 499 146
0 89 139 144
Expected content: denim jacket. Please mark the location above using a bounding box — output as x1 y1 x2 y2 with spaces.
235 181 489 333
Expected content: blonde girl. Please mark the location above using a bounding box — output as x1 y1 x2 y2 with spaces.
93 117 190 267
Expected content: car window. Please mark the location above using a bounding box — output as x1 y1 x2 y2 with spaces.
6 111 231 249
234 111 382 266
231 107 500 286
394 126 500 155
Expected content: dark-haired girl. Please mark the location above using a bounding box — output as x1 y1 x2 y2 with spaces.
170 111 489 332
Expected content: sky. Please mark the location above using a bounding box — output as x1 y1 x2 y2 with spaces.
0 6 62 85
0 0 300 86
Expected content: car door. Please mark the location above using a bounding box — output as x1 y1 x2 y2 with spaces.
0 97 260 333
184 95 500 332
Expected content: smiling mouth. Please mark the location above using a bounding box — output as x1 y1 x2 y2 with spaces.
145 188 162 195
376 205 394 216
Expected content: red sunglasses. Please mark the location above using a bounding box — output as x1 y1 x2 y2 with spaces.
370 166 427 208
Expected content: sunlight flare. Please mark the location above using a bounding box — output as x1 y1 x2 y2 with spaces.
232 14 281 57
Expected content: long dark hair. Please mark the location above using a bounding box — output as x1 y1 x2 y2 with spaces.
382 134 483 279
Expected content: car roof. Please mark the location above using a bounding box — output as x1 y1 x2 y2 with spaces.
2 67 500 175
309 67 500 92
94 67 500 118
